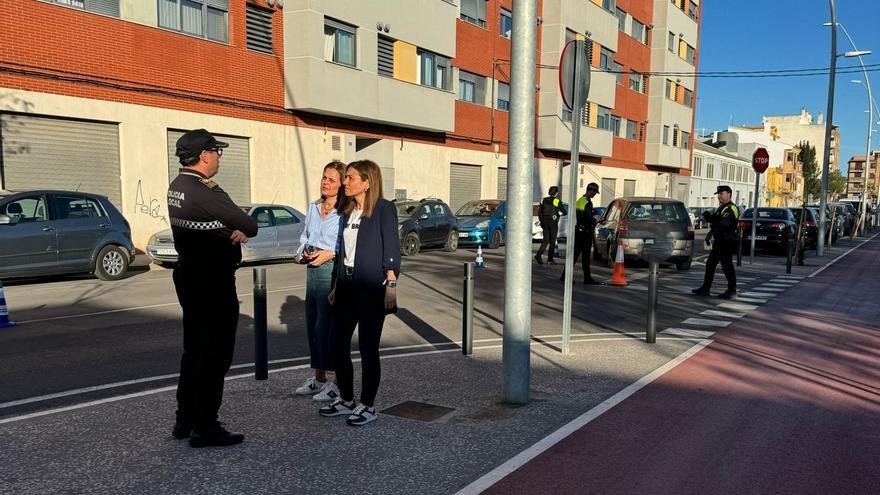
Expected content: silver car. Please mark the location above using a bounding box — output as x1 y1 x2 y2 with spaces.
0 190 135 280
147 204 306 266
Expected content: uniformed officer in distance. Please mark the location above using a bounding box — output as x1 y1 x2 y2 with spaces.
693 185 740 299
168 129 258 448
560 182 602 284
536 186 565 265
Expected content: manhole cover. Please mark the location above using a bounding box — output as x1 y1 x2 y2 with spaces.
381 401 455 422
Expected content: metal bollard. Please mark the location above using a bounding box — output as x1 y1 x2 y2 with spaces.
736 228 743 267
253 268 268 380
646 261 659 344
785 228 793 274
462 262 474 355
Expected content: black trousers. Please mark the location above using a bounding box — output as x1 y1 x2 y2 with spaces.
331 283 386 407
573 228 593 281
537 219 558 260
702 239 736 292
173 268 239 430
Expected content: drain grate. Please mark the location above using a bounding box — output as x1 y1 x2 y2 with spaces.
381 401 455 422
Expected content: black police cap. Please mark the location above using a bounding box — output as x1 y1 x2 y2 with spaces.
714 185 732 195
175 129 229 159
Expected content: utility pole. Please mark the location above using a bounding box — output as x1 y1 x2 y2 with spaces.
817 0 837 256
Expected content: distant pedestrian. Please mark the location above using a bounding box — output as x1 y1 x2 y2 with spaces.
536 186 565 265
294 161 348 402
693 185 740 299
561 182 602 284
168 129 258 448
319 160 400 426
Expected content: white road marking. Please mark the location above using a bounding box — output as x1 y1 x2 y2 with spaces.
661 328 715 339
718 302 758 311
700 310 745 319
734 297 769 303
776 275 805 279
454 340 713 495
681 318 732 328
741 291 777 298
752 287 785 292
809 232 879 278
762 282 796 287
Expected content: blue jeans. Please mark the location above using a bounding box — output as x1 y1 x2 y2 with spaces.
305 262 335 371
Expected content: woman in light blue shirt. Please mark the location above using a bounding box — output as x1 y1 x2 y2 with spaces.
294 161 348 402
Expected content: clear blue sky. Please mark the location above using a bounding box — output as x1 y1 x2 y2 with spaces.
697 1 880 170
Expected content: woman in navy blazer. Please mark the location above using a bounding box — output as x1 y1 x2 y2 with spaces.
319 160 400 426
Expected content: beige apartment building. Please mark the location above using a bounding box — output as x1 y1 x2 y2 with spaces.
762 108 841 174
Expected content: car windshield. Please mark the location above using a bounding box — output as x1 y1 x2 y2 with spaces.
626 202 688 222
457 201 499 216
789 208 814 223
742 208 789 220
395 201 421 218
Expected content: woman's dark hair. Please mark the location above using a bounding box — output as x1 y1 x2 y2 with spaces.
344 160 383 218
320 161 349 213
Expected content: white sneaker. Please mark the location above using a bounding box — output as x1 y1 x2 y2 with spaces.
346 404 378 426
313 381 340 402
319 398 357 417
295 377 324 396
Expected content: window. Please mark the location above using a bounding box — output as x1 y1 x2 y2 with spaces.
736 167 743 182
626 120 637 140
48 0 120 16
54 195 105 220
246 4 274 54
324 18 357 67
688 1 698 20
694 156 703 176
613 62 623 85
459 70 486 104
596 106 612 131
0 195 47 222
499 8 512 38
663 125 670 145
602 0 616 12
629 71 644 93
565 28 578 44
271 207 299 226
682 132 689 149
721 163 728 180
686 44 695 64
631 19 645 44
610 115 621 136
668 31 675 52
159 0 228 43
600 47 615 71
251 207 273 228
377 36 394 77
460 0 487 28
497 81 510 110
708 162 715 178
616 8 626 31
683 88 693 107
418 50 451 90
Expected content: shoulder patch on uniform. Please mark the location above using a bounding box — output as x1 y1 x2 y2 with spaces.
199 178 219 189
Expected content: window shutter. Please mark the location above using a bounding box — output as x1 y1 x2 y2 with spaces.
378 36 395 77
86 0 120 17
246 4 274 54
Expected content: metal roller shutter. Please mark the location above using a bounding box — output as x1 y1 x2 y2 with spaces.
167 130 251 205
497 167 507 200
380 167 395 200
0 113 121 206
449 163 482 211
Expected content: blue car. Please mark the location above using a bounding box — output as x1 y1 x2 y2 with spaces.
456 199 506 248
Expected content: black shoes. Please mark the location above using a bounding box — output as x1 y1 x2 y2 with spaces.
189 423 244 448
172 420 191 440
584 278 602 285
692 287 711 296
534 254 544 265
718 290 737 300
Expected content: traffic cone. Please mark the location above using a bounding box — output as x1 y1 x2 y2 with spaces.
0 280 14 328
608 240 628 286
475 245 486 270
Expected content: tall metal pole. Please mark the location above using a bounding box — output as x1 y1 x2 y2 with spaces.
502 0 537 405
750 173 759 263
817 0 837 257
561 40 585 355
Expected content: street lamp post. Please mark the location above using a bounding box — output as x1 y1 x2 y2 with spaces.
817 1 837 257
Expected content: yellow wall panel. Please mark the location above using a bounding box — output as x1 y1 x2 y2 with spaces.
591 41 601 68
591 0 602 6
678 40 687 58
393 41 417 83
589 102 599 128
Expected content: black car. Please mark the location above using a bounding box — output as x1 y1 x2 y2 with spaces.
737 208 800 254
788 207 819 250
395 198 459 256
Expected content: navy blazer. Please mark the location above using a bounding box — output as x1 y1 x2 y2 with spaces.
335 198 401 292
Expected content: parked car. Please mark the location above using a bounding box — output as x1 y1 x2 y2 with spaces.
594 197 694 270
456 199 506 249
396 198 459 256
146 204 305 266
737 208 800 254
531 202 570 241
690 207 714 229
806 204 844 242
0 190 135 281
787 207 819 250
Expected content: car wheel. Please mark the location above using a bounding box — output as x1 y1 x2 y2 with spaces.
444 230 459 252
94 245 129 281
489 229 503 249
402 232 420 256
675 259 692 270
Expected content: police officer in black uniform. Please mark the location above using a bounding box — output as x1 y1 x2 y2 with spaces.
536 186 565 265
693 185 740 299
168 129 258 448
560 182 602 284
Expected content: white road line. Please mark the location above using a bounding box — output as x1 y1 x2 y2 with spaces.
661 328 715 339
741 291 777 298
454 340 713 495
762 282 796 287
734 297 768 304
809 231 879 278
681 318 732 328
718 302 758 311
700 310 745 319
752 287 785 292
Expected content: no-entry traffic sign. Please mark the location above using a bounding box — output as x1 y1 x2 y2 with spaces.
752 148 770 174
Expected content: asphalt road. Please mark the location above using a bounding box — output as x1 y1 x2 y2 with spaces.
0 230 813 419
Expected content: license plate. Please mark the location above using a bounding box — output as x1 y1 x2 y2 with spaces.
459 232 469 238
644 238 655 245
157 248 178 255
746 236 767 241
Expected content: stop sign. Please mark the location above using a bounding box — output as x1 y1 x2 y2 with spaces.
752 148 770 174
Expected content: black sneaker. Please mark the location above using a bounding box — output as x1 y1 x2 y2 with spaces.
346 405 378 426
318 398 357 417
188 423 244 448
534 254 544 265
718 290 737 300
172 420 191 440
584 278 602 285
692 287 711 296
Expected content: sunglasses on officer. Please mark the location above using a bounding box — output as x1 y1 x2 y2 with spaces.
204 147 223 157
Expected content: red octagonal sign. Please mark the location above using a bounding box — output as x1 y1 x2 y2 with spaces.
752 148 770 174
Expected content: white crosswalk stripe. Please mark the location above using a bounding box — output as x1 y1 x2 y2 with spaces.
753 287 785 292
701 309 746 319
741 291 777 298
734 296 769 303
718 302 759 311
681 318 732 328
661 328 715 338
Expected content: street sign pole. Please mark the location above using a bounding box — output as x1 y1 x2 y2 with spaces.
561 39 589 354
750 148 770 264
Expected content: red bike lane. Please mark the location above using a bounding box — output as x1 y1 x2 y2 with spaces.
484 238 880 495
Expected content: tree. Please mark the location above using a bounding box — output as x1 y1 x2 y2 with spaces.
829 169 847 198
799 141 820 201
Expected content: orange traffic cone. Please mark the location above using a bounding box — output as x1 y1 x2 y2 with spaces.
0 280 14 328
608 240 628 286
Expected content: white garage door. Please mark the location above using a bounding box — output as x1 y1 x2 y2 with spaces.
167 130 251 205
497 167 508 200
450 163 482 211
0 113 121 206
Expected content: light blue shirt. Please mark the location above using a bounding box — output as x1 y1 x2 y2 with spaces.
295 202 342 256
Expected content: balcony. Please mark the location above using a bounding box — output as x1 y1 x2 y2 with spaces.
537 116 613 158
